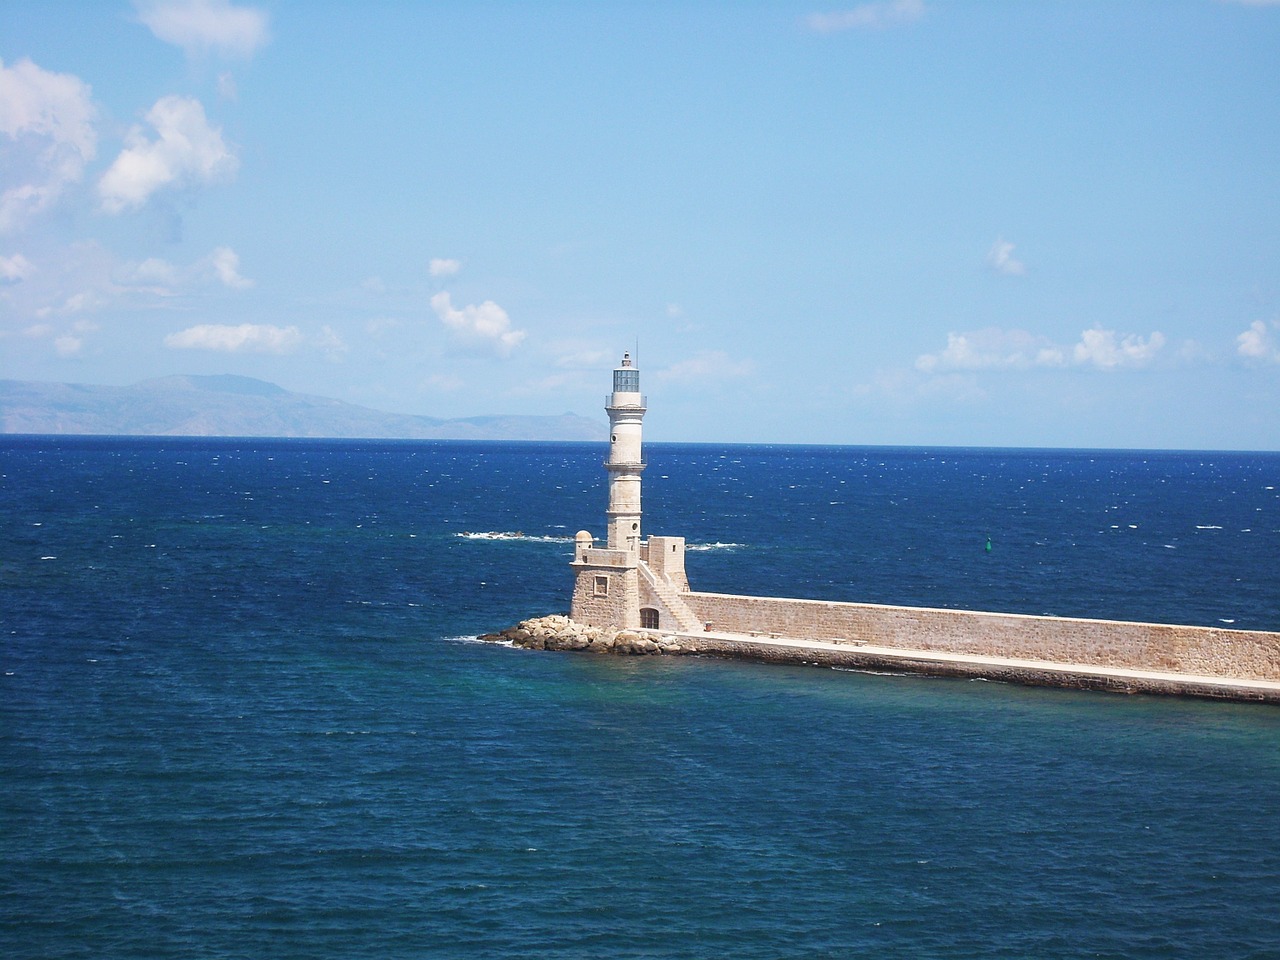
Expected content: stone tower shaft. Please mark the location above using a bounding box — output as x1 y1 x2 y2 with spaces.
605 352 645 551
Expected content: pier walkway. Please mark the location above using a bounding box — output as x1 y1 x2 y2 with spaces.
670 628 1280 702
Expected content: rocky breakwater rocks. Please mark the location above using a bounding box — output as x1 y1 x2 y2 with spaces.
478 615 689 656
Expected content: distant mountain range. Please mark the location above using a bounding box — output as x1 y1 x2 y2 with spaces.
0 375 606 442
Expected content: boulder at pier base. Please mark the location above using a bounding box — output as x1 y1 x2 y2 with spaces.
479 615 687 656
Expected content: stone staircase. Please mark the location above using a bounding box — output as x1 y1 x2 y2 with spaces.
638 561 703 633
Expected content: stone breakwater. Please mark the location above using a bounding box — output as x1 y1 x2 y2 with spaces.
479 615 693 656
481 615 1280 703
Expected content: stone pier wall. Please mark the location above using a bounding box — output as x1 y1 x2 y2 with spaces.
683 592 1280 682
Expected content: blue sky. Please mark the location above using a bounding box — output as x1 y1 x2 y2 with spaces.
2 0 1278 448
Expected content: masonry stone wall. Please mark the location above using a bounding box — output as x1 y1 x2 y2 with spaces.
684 591 1280 681
571 566 640 630
645 536 688 591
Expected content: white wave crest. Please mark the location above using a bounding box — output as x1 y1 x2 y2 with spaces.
454 531 573 543
686 542 746 551
445 634 521 649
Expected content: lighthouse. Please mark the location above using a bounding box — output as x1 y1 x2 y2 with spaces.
605 352 645 551
570 352 698 633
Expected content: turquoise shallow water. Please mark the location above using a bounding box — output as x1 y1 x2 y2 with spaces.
3 438 1280 958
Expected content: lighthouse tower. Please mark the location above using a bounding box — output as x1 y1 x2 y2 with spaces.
605 352 645 551
570 352 697 633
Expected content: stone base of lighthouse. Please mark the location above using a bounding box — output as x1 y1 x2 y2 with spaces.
570 531 698 633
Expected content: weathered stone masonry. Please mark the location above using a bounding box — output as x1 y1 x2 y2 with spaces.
683 591 1280 682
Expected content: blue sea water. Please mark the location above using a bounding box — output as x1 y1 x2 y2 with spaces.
3 436 1280 959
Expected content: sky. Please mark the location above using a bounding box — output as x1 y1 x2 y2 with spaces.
2 0 1279 449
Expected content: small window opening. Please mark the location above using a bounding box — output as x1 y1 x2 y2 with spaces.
640 608 660 630
593 575 609 597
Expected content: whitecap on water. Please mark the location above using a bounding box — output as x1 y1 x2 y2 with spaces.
455 531 573 543
446 634 517 648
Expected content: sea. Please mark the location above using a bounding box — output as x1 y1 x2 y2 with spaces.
3 436 1280 960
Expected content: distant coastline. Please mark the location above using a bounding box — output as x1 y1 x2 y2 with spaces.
0 375 606 442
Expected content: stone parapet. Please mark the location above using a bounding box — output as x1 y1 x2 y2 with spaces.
683 591 1280 682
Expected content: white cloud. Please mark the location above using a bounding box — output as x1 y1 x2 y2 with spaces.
1237 319 1280 362
654 350 755 383
0 58 97 232
165 322 301 353
1 252 34 282
210 245 252 288
59 290 101 315
429 257 461 277
113 245 252 296
1072 327 1165 369
917 326 1167 374
3 240 257 332
430 291 525 355
135 0 270 59
216 72 238 100
53 334 82 356
985 237 1026 276
554 347 613 369
120 256 181 295
316 325 348 359
916 328 1065 373
98 95 238 213
805 0 924 33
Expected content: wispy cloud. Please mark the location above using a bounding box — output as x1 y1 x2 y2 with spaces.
985 237 1026 276
428 257 461 277
1072 328 1165 369
916 328 1064 373
553 346 613 369
1 252 35 282
1237 319 1280 362
430 291 525 355
165 322 302 353
654 350 755 383
54 333 84 356
99 96 238 213
0 58 97 233
134 0 270 59
917 326 1167 373
2 241 254 340
316 324 348 360
210 246 252 289
805 0 924 33
115 245 252 295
